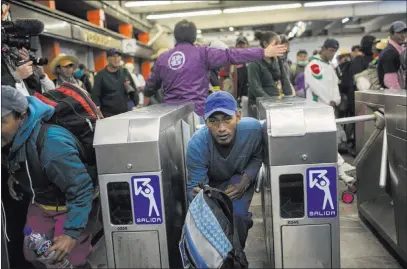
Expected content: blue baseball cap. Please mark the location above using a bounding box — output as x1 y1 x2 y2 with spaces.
204 91 237 120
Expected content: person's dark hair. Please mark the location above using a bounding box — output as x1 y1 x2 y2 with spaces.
351 45 361 52
280 34 289 44
78 64 86 70
174 20 197 44
360 35 376 56
297 50 308 56
254 31 279 48
312 49 320 55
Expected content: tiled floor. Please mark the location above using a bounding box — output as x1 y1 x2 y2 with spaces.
89 188 402 269
245 189 402 268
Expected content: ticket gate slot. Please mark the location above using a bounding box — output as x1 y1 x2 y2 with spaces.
257 97 340 268
93 103 195 268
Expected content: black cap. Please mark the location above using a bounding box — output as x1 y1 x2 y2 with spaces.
323 38 339 50
107 48 122 57
236 36 249 46
390 21 407 33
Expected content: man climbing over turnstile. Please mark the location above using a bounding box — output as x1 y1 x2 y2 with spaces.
304 38 356 186
186 91 263 248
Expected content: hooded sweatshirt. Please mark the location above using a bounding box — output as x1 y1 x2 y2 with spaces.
4 97 93 239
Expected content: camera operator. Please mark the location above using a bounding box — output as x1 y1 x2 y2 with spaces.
18 47 54 93
1 18 53 95
1 47 54 95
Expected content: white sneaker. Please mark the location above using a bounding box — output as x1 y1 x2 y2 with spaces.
341 162 356 173
339 164 356 184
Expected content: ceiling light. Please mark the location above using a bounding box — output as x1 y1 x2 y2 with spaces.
229 27 234 31
223 3 302 14
304 1 378 8
291 25 299 35
125 1 171 7
342 17 350 23
146 9 222 20
125 1 217 7
197 29 202 34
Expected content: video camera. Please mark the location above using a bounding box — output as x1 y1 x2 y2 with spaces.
1 19 48 66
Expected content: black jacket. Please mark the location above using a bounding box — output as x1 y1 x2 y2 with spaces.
91 67 139 117
247 57 292 105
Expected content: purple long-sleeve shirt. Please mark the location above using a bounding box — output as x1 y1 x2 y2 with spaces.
144 42 265 116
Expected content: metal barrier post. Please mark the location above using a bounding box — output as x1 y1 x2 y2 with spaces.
93 103 195 268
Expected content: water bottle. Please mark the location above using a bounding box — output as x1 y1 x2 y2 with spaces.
24 227 73 269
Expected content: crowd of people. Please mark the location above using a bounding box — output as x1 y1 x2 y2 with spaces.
1 17 406 268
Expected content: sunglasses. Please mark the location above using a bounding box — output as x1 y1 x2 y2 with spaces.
60 64 75 68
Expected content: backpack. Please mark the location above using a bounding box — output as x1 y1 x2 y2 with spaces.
354 61 380 91
32 82 103 185
179 185 248 269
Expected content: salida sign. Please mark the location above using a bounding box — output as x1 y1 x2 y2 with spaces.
131 175 163 225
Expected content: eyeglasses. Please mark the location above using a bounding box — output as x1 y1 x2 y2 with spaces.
207 116 234 126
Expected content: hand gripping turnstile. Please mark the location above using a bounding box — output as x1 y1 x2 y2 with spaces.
256 96 340 268
93 103 196 268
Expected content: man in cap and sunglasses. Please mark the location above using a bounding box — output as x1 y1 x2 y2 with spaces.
49 53 84 89
186 91 263 249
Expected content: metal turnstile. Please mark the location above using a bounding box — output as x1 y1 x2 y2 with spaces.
257 96 340 268
93 103 195 268
354 90 407 266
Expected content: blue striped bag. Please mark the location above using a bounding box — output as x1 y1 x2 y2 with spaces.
178 185 248 269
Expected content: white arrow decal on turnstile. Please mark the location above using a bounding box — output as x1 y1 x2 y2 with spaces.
133 178 160 217
309 170 327 188
308 170 334 210
134 178 151 195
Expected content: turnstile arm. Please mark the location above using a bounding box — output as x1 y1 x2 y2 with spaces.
353 127 383 167
379 127 388 188
347 111 388 189
352 111 386 168
335 114 377 125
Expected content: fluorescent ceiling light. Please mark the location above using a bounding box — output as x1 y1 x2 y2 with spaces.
125 1 214 7
147 9 222 20
229 27 234 31
304 1 378 8
223 3 302 14
197 29 202 34
125 1 171 7
342 17 350 23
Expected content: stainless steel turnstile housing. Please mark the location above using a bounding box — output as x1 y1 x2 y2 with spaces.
355 90 407 265
93 103 196 268
258 96 340 268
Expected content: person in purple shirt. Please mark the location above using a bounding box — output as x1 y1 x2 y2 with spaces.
144 20 287 118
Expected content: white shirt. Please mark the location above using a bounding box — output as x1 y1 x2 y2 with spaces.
305 55 341 106
15 82 30 96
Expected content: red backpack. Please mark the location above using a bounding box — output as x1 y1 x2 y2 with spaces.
33 82 103 184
